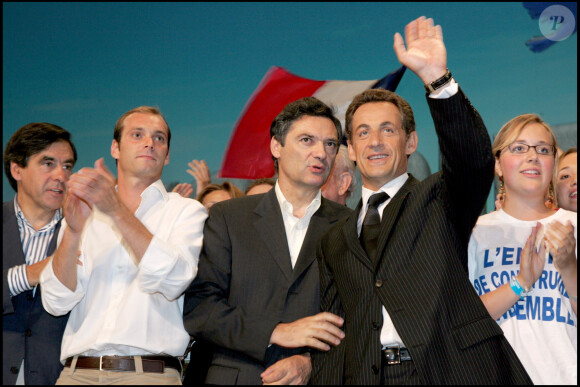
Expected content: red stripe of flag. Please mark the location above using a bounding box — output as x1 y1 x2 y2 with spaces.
218 67 325 179
218 65 405 179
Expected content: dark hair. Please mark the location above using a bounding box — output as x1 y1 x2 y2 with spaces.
197 181 244 203
4 122 77 192
244 177 276 194
345 89 415 142
269 97 342 169
113 106 171 149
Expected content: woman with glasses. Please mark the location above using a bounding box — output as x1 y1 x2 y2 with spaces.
467 114 577 385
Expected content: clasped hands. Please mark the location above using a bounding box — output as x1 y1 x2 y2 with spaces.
64 158 118 232
519 221 576 290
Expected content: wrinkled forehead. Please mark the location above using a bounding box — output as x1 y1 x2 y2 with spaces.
287 115 339 139
353 102 403 127
32 140 75 161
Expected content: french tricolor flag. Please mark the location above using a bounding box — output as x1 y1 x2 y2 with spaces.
218 65 406 179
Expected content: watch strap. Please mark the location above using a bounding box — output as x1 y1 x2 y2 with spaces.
424 69 453 93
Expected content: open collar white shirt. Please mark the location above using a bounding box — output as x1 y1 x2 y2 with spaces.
274 181 321 269
40 180 208 362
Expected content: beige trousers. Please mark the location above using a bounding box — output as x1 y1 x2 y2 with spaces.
56 356 182 385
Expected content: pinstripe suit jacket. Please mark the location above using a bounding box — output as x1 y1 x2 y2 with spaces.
311 90 532 384
183 190 352 384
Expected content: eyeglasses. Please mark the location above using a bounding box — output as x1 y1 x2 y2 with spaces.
505 143 555 156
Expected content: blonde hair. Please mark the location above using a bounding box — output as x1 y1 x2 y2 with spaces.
197 182 244 203
493 114 559 206
558 146 577 165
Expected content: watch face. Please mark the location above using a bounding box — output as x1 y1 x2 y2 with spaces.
425 70 451 93
433 71 451 86
425 70 452 93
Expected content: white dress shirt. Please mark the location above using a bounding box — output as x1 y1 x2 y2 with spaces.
40 180 208 362
274 182 321 269
359 173 408 348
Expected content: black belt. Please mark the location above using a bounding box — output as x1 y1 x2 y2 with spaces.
64 355 181 373
382 347 412 365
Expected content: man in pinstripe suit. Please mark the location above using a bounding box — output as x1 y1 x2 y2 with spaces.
3 123 77 384
311 17 532 384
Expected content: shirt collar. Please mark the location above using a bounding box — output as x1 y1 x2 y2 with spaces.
133 180 168 217
141 179 169 201
13 195 62 232
274 180 322 218
361 173 409 208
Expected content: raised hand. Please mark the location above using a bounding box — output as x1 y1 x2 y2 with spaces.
172 182 193 198
393 16 447 85
186 159 211 198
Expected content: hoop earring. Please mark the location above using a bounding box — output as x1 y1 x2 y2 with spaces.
498 176 506 203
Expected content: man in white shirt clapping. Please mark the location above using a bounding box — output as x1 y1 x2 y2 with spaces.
41 106 207 385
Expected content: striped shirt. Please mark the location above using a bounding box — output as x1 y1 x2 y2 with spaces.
7 198 62 297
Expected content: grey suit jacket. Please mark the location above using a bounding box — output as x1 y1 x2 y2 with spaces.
183 190 352 384
311 90 533 384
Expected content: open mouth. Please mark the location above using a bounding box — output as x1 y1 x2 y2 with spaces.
310 165 325 173
520 169 540 176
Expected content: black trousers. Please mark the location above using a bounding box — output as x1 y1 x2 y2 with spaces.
182 338 214 385
380 358 421 385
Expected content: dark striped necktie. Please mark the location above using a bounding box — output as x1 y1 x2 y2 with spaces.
360 192 389 263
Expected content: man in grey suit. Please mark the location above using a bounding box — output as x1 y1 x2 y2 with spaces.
311 17 532 384
3 123 77 384
183 97 351 384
